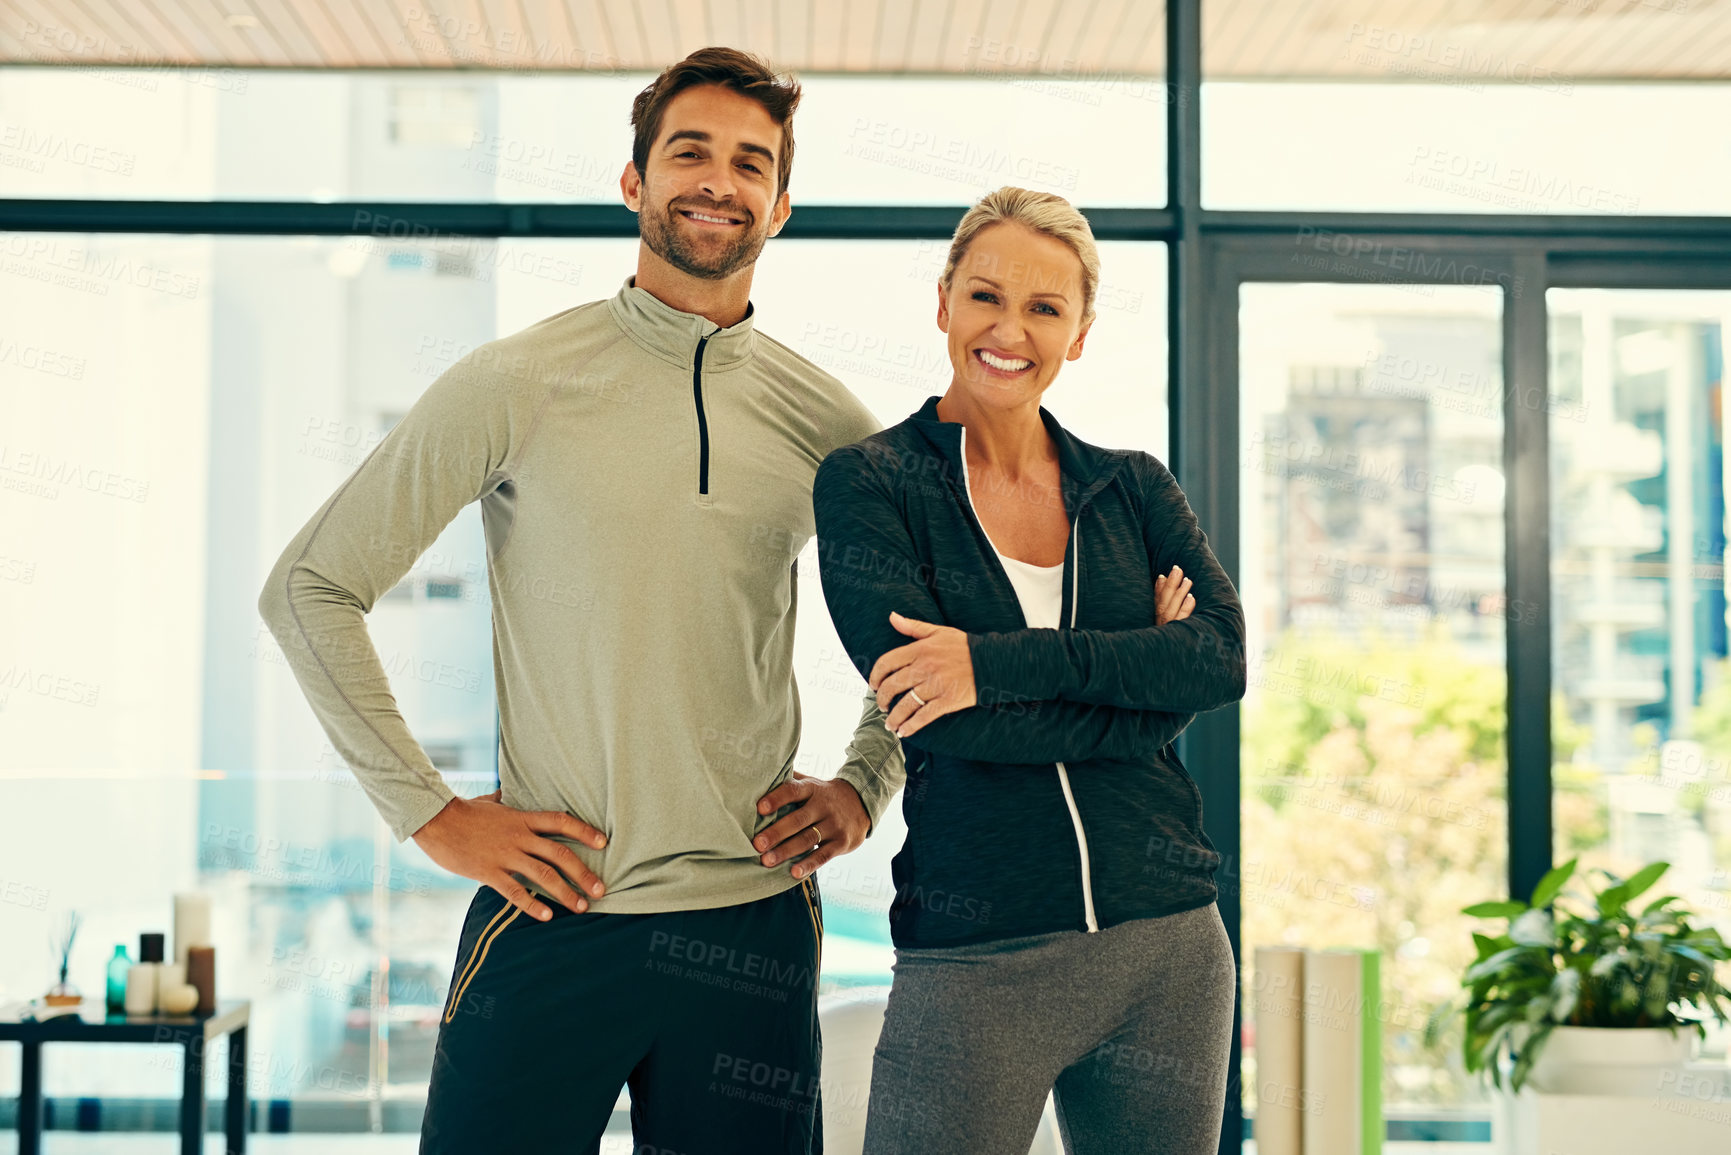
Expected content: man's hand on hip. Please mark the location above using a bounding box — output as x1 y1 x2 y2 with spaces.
753 775 869 879
412 790 608 922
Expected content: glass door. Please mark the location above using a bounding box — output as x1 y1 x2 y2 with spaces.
1235 281 1510 1125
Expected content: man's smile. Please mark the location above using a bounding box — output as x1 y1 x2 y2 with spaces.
678 207 746 228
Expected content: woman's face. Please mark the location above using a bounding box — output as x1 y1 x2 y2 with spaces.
937 221 1091 408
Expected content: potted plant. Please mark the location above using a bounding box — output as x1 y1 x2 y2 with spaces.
1425 857 1731 1096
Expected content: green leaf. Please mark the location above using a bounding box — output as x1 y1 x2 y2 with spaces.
1478 1003 1524 1030
1464 900 1529 919
1644 970 1674 1019
1622 861 1670 903
1492 977 1557 1003
1422 998 1458 1049
1510 1026 1551 1092
1642 894 1681 915
1464 1030 1501 1074
1466 946 1540 983
1529 858 1578 909
1509 909 1557 948
1597 883 1631 917
1685 928 1730 955
1549 968 1582 1022
1589 950 1629 978
1466 1016 1519 1078
1671 944 1716 966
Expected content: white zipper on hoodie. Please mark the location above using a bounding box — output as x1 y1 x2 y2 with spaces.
1054 513 1100 932
959 428 1101 933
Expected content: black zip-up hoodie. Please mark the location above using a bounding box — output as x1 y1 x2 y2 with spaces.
811 394 1247 948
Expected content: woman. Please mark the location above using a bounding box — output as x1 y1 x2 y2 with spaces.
810 187 1246 1153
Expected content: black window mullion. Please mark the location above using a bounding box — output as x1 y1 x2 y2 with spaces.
0 198 1175 241
1167 3 1242 1152
1505 249 1555 907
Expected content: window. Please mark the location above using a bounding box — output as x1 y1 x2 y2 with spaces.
0 229 1169 1106
0 68 1166 206
1548 289 1731 931
1237 282 1509 1112
1201 3 1731 214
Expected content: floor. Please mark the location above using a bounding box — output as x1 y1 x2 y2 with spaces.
1 1137 1492 1152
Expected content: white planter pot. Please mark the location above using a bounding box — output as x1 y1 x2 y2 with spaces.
1525 1024 1695 1096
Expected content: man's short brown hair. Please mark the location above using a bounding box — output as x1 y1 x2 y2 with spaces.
630 47 801 199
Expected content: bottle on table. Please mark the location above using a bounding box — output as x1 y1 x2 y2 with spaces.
105 944 132 1013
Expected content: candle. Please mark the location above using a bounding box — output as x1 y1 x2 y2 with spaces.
187 945 217 1015
159 984 199 1016
138 932 164 964
156 962 185 1013
124 963 159 1016
173 893 212 968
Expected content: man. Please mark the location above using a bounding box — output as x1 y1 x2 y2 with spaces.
257 47 905 1154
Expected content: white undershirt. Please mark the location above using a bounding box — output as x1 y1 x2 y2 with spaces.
994 552 1065 630
957 425 1066 629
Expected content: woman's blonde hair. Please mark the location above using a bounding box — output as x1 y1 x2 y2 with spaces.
941 186 1101 327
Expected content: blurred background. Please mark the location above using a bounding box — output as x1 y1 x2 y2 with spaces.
4 1 1731 1149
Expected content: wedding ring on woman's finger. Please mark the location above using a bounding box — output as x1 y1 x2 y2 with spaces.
908 688 927 707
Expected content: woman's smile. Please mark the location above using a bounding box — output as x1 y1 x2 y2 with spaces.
972 348 1036 377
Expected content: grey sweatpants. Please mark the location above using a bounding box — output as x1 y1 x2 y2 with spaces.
862 902 1236 1155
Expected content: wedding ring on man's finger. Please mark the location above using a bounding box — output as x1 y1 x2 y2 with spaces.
812 824 823 846
908 688 927 707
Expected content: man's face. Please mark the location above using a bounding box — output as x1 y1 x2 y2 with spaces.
622 84 792 281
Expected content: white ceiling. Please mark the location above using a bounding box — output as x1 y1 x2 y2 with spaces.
1 0 1727 78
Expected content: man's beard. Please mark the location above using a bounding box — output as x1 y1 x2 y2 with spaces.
640 197 769 281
